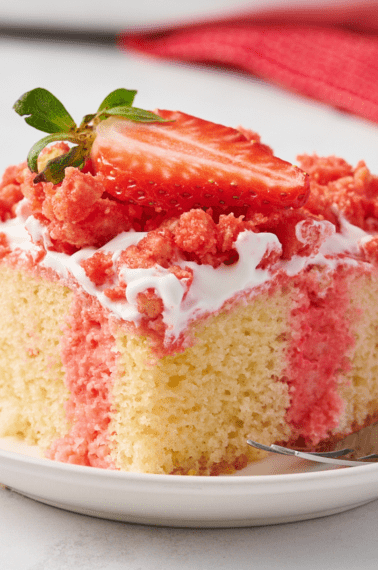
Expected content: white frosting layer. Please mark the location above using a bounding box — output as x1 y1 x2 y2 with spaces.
0 200 372 344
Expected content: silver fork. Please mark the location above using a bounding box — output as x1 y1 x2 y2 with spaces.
247 440 378 467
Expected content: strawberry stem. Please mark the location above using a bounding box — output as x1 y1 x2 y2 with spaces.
14 87 169 185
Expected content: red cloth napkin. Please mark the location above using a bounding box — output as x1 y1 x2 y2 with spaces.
119 2 378 124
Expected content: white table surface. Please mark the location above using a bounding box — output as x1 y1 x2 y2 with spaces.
2 18 378 569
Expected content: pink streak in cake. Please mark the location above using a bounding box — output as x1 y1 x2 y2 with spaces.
46 291 117 468
284 267 357 444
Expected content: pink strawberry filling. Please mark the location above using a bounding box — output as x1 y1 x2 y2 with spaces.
284 267 358 444
47 292 117 468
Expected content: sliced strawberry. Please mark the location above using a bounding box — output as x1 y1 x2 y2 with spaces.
91 111 309 214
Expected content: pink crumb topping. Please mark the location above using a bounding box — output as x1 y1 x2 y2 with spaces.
0 164 25 220
81 251 114 287
136 288 164 319
298 155 378 231
360 235 378 266
0 232 11 259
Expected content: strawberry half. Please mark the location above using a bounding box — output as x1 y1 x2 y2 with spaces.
91 110 309 214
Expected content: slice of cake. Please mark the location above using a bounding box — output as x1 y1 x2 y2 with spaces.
1 88 378 475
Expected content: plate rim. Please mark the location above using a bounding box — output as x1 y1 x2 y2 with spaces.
2 444 378 527
2 444 378 486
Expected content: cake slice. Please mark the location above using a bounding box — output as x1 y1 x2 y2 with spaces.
1 88 378 475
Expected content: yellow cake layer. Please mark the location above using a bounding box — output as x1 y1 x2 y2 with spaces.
1 263 378 474
111 289 292 474
337 272 378 434
0 266 72 448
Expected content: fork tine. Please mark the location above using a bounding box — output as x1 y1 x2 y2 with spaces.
247 440 281 454
303 448 355 458
246 440 378 467
247 441 353 458
270 444 296 456
358 454 378 461
272 445 355 459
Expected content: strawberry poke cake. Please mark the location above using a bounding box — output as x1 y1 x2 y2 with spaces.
0 87 378 475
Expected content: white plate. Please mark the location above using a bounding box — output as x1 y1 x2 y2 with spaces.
1 437 378 528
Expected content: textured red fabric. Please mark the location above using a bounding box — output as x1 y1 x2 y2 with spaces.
119 4 378 124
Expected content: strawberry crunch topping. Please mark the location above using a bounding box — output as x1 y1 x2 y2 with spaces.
4 87 378 330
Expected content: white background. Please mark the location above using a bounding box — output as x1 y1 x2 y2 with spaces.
1 0 373 30
1 1 378 568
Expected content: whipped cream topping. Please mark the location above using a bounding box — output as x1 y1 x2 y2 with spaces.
0 200 373 344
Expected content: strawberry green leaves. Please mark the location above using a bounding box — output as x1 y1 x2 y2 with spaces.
104 106 169 122
98 90 166 122
13 87 167 185
97 88 137 112
13 88 76 134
